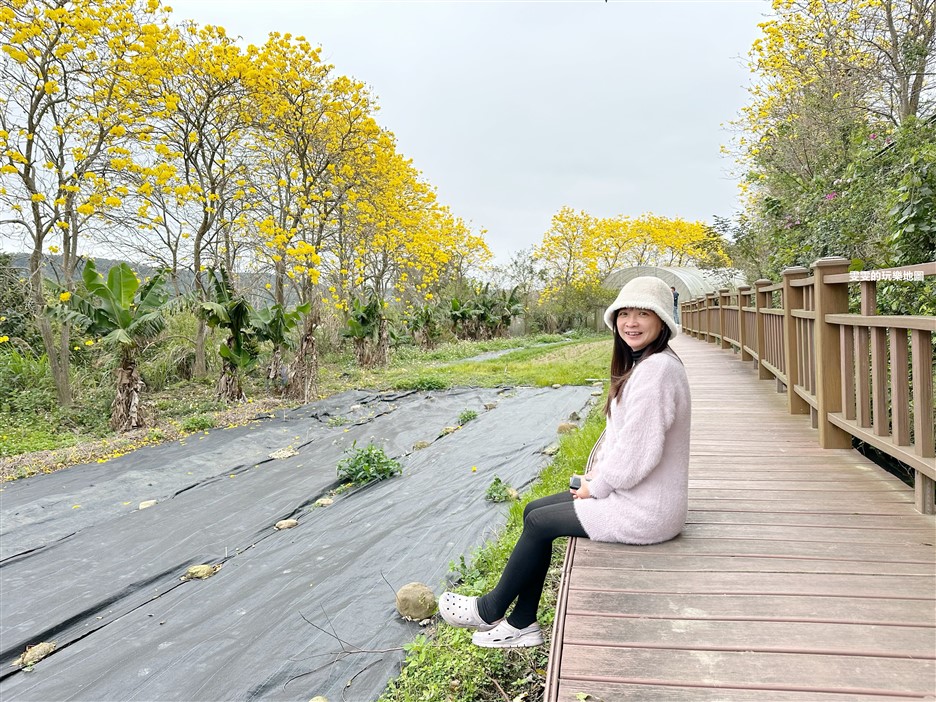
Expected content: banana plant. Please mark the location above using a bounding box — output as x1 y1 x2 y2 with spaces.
343 294 387 367
251 301 310 389
60 259 169 431
408 302 443 349
198 267 256 402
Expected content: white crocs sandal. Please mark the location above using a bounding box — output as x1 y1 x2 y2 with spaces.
438 592 500 631
471 620 544 648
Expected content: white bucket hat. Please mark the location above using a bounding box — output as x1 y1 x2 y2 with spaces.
603 276 679 338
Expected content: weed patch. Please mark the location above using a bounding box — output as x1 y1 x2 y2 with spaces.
337 441 402 484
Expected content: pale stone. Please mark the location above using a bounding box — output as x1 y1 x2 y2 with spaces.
395 582 437 621
557 422 578 434
138 500 157 510
269 447 298 460
274 519 299 530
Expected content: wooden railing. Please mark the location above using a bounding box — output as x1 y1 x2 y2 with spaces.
681 258 936 514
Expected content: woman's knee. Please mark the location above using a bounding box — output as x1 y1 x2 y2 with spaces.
523 491 570 520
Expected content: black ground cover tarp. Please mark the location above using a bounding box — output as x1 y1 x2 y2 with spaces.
0 385 595 701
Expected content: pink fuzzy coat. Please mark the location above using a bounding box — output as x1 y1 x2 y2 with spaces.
573 348 691 544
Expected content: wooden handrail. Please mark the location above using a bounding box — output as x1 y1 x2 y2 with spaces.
678 259 936 514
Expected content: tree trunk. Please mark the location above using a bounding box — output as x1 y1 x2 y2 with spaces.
194 316 208 378
29 248 71 406
111 356 146 431
375 316 389 366
353 337 369 367
287 311 318 403
216 360 245 403
268 346 286 393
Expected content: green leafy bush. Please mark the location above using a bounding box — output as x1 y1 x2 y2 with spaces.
484 476 518 502
458 408 478 425
337 441 401 484
180 414 213 433
396 375 447 391
0 348 57 415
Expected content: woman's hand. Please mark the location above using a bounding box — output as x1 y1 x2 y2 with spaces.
570 475 591 499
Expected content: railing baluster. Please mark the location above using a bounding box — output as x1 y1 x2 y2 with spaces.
841 325 856 421
755 279 772 380
890 329 909 446
911 328 935 514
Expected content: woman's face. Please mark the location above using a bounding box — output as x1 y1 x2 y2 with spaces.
615 307 663 352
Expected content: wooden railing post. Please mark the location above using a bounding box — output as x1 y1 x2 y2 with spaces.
812 257 852 449
754 279 772 379
718 289 730 349
705 293 717 343
781 267 810 416
737 285 752 361
912 329 935 513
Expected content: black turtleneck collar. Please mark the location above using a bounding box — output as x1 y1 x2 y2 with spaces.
631 347 647 364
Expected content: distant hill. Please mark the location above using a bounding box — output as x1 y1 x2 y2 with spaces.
3 252 291 306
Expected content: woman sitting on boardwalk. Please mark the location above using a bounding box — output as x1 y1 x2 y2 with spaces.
439 276 692 648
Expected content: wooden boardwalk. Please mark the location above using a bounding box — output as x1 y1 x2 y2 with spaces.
546 334 936 701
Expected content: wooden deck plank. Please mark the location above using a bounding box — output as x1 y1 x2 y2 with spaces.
554 681 924 701
568 568 936 598
561 616 936 657
687 498 920 514
689 480 911 492
570 552 935 575
634 523 935 543
557 646 935 696
570 536 935 562
545 335 936 701
566 591 936 625
684 512 936 530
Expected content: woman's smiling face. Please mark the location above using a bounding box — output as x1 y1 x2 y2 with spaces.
615 307 663 351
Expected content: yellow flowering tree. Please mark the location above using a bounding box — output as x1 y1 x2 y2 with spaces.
242 34 386 396
0 0 172 404
728 0 935 276
117 21 255 375
534 207 726 326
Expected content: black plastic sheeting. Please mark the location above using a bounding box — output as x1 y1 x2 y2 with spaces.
0 385 595 701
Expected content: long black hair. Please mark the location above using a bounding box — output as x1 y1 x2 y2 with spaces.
603 315 672 416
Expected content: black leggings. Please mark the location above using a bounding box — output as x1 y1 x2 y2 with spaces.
477 491 588 629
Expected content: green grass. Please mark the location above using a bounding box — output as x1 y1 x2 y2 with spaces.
383 337 609 391
0 416 80 457
380 401 607 702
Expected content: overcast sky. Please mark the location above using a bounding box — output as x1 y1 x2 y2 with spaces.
172 1 768 263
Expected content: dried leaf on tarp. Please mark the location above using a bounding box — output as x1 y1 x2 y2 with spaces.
13 642 55 668
180 564 221 581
